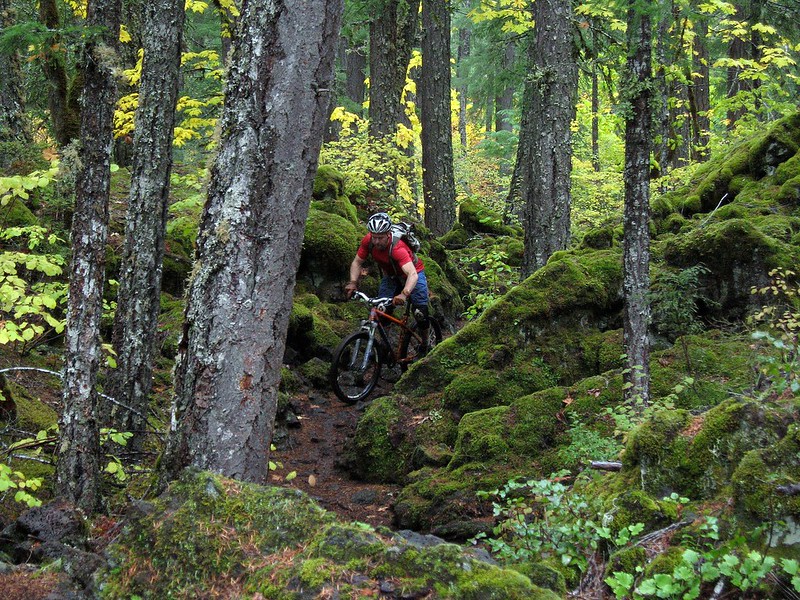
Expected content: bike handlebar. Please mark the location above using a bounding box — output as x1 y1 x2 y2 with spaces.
351 291 393 309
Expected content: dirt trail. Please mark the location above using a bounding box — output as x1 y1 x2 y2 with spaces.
270 387 401 529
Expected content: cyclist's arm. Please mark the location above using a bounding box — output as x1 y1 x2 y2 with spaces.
349 255 365 285
393 262 418 305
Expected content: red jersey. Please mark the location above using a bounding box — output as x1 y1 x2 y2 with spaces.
357 233 424 276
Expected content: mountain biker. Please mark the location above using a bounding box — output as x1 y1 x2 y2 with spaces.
345 212 430 342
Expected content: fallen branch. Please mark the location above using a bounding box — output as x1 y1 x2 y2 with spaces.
590 461 622 471
777 483 800 496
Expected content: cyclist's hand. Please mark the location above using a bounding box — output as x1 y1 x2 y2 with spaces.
392 293 406 306
344 281 358 299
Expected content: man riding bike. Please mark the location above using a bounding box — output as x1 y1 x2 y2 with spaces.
344 212 431 346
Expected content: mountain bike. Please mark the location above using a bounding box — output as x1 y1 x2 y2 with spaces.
329 291 443 403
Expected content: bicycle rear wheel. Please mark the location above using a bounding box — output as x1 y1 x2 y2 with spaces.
399 317 443 370
329 331 382 403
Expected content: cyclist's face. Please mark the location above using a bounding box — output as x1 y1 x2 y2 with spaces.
372 232 391 250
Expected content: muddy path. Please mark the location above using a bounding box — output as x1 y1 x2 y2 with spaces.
270 385 402 529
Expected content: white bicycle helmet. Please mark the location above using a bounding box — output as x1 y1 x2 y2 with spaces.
367 212 392 234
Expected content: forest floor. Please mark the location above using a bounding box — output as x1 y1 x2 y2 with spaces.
270 382 402 529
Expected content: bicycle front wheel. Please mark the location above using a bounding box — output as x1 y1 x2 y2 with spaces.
399 318 443 370
329 331 382 403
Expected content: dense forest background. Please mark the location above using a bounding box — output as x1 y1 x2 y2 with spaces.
1 0 800 598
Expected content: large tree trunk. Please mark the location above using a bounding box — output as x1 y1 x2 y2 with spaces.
421 0 456 236
514 0 578 277
0 0 29 144
368 0 420 140
456 26 470 153
345 39 367 113
56 0 121 513
38 0 81 147
495 40 515 132
726 0 763 127
109 0 185 449
688 6 710 162
161 0 342 484
622 0 652 407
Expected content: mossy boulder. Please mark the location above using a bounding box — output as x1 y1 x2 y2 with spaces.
100 469 557 599
458 198 519 237
623 398 795 502
298 207 362 299
0 198 38 227
311 164 358 225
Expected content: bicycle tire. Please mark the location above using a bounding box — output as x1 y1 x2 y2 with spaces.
399 317 443 370
329 331 383 404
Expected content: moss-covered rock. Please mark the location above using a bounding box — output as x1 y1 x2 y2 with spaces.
297 207 362 299
458 198 519 237
311 164 358 225
100 469 556 599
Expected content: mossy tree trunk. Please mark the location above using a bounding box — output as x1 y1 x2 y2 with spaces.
109 0 185 449
622 0 653 407
512 0 578 277
160 0 342 485
56 0 120 513
421 0 456 236
0 0 30 143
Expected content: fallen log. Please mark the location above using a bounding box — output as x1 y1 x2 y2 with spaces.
590 461 622 471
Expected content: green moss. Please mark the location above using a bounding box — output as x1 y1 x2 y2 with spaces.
643 546 686 578
312 165 357 225
448 406 511 468
442 370 501 413
604 545 647 580
347 396 410 482
101 470 335 599
1 198 38 226
514 561 567 596
299 207 362 281
452 563 560 600
439 222 471 248
458 198 518 236
8 382 58 432
580 224 619 250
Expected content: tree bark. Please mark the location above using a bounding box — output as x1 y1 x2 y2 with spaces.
368 0 420 140
687 5 710 161
160 0 342 485
513 0 578 277
38 0 81 147
456 27 470 153
109 0 185 449
0 0 30 143
726 0 763 127
56 0 121 513
622 0 652 407
421 0 456 236
495 40 515 132
345 40 367 112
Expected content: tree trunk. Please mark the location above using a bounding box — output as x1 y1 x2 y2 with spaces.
56 0 121 513
421 0 456 236
687 5 710 161
726 0 763 127
345 40 367 112
213 0 237 66
368 0 420 140
109 0 185 449
38 0 81 147
514 0 578 277
161 0 342 485
591 63 599 172
622 0 652 407
457 27 470 153
495 40 515 132
0 0 29 143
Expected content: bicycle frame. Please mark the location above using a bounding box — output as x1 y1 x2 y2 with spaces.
350 292 418 370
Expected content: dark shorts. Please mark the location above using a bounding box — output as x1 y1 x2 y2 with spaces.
378 270 429 307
